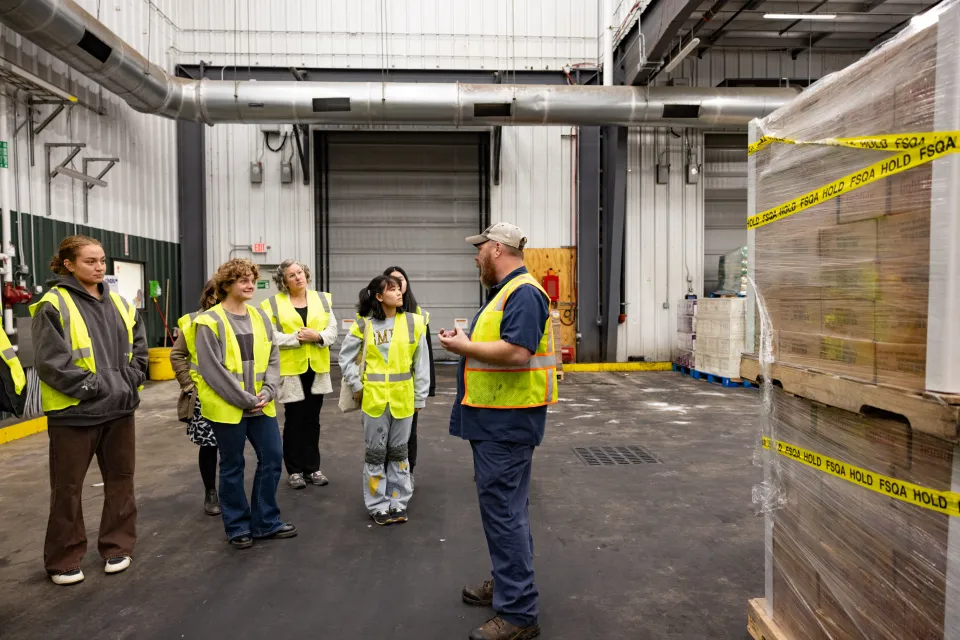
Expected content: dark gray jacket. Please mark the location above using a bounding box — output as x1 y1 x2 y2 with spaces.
32 275 149 426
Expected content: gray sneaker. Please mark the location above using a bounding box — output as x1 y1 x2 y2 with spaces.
307 471 329 486
288 473 306 490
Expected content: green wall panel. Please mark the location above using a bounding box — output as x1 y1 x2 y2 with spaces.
10 213 181 348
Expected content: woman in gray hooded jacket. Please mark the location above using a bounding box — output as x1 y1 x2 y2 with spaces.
30 235 148 586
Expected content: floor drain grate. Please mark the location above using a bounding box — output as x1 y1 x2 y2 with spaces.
573 445 661 466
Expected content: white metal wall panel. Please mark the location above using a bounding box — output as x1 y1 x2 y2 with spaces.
618 128 704 363
703 144 747 293
325 132 481 356
173 0 599 70
204 124 314 275
491 126 575 248
1 0 179 243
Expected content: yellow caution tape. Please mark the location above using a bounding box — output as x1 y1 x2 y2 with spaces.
747 131 960 155
762 436 960 518
747 134 960 229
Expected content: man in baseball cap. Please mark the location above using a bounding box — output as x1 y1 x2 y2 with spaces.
465 222 528 251
439 220 557 640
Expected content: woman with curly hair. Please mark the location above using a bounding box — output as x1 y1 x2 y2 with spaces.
169 279 221 516
193 258 296 549
260 259 338 490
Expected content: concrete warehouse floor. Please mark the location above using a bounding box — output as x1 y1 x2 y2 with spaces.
0 367 764 640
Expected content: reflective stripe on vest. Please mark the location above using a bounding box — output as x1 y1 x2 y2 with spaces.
353 311 424 420
192 304 276 424
415 305 431 326
28 287 138 412
462 274 558 409
261 290 332 376
0 331 25 395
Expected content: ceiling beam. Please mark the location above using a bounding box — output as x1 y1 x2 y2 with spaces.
619 0 705 85
862 0 891 11
790 32 832 58
697 0 768 58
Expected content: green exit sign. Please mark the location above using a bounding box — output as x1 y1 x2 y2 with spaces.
257 280 269 289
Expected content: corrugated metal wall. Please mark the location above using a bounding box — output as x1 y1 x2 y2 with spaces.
491 126 575 248
618 128 704 363
1 0 179 243
172 0 600 70
204 123 574 272
703 138 747 293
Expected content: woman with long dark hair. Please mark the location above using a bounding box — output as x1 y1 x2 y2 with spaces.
338 275 430 525
383 266 436 477
170 279 221 516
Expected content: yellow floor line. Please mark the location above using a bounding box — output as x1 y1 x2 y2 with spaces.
0 416 48 445
564 362 673 372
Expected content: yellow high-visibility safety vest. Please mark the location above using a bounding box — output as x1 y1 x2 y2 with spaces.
192 304 277 424
350 311 425 419
260 290 332 376
415 305 431 326
0 330 25 395
462 274 558 409
177 312 201 385
28 287 139 412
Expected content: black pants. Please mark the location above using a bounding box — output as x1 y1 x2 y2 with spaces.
409 412 419 472
199 445 218 491
282 370 325 475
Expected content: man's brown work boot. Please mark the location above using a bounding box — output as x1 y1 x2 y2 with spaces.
468 616 540 640
462 578 494 606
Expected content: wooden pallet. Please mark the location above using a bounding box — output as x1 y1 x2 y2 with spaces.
740 355 960 442
747 599 789 640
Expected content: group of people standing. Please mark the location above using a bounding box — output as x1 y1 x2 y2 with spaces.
19 222 555 640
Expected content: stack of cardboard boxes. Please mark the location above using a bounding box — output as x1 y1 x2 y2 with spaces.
748 8 959 639
675 298 696 369
695 298 746 379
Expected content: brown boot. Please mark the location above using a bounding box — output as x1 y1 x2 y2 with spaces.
462 578 494 606
468 616 540 640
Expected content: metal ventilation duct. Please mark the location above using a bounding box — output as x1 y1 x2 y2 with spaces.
0 0 797 127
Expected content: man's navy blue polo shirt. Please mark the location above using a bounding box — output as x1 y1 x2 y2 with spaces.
449 266 550 447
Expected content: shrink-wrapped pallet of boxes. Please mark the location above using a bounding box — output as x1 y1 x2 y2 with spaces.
742 3 960 639
695 298 745 380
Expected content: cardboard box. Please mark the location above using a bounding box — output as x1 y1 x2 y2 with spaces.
878 209 931 261
887 164 933 218
819 336 876 382
875 302 927 344
837 175 887 225
696 335 743 357
821 261 879 301
779 332 821 369
820 219 878 262
821 300 875 341
779 300 821 334
876 342 925 390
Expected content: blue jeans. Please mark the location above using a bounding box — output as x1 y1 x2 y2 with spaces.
210 415 285 540
471 440 538 628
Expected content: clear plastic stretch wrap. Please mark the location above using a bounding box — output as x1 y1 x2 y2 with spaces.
748 2 960 638
717 246 749 295
675 298 697 368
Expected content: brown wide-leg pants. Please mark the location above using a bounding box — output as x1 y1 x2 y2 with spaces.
44 415 137 575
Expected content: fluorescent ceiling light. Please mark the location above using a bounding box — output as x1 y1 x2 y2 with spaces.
763 13 837 20
662 37 701 75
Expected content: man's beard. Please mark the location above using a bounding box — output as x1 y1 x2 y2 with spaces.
478 255 496 288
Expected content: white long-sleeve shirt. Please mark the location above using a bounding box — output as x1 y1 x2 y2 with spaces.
338 314 430 409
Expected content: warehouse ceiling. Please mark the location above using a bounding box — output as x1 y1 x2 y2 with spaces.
617 0 940 84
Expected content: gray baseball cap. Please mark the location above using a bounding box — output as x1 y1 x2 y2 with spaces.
465 222 528 250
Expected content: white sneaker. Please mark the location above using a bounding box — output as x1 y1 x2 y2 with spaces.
51 569 84 585
104 556 131 574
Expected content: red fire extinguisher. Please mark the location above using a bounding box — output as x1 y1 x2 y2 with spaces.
541 269 560 303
